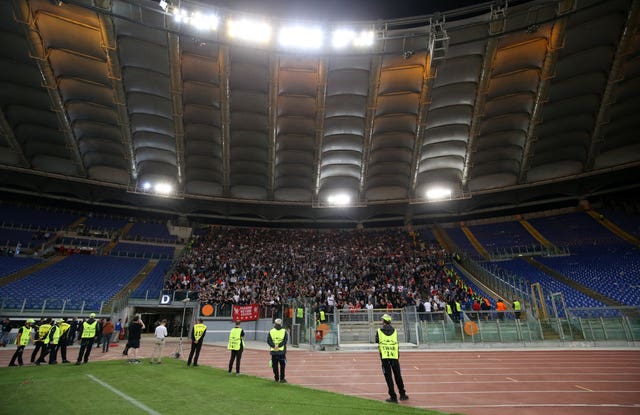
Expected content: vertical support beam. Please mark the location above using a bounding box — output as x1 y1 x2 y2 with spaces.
313 57 328 201
519 18 567 183
219 45 231 195
95 3 136 182
462 37 498 186
168 32 185 188
586 0 640 170
409 52 434 198
14 0 86 177
267 56 279 200
0 109 29 167
359 55 382 203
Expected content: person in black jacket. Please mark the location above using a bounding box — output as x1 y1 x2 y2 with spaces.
267 318 288 383
375 314 408 403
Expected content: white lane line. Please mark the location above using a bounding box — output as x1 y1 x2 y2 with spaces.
87 374 162 415
575 384 593 392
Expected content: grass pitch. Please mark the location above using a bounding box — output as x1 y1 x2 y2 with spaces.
1 358 454 415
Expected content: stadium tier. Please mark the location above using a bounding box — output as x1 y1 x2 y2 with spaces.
0 255 147 311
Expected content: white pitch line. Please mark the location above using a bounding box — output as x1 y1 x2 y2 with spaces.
87 374 162 415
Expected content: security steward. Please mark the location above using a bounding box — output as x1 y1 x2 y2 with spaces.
267 318 288 383
8 319 35 366
57 318 72 363
48 319 66 364
187 318 207 367
227 320 245 374
375 314 409 403
513 299 522 319
35 318 53 365
76 313 98 365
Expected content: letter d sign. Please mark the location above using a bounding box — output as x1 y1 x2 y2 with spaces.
160 294 172 305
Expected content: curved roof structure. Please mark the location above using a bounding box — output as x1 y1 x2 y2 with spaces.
0 0 638 224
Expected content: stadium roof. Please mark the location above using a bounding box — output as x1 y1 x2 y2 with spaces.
0 0 638 225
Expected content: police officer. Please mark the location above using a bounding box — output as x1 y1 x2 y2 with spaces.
187 318 207 367
8 319 35 366
375 314 408 403
76 313 98 365
227 320 245 375
267 318 288 383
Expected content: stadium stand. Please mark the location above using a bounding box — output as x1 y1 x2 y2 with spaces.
0 255 147 311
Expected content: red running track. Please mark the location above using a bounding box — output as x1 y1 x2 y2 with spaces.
3 342 639 415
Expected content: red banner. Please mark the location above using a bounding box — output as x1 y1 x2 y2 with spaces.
232 304 260 322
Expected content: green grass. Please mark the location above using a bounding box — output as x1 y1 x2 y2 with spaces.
0 359 454 415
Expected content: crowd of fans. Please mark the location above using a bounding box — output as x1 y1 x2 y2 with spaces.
166 226 481 315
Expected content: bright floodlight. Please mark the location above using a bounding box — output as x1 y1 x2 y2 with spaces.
327 193 351 206
332 29 374 49
142 182 151 190
154 183 173 195
190 12 219 31
173 8 189 24
158 0 168 12
228 18 272 44
426 187 452 200
279 25 323 49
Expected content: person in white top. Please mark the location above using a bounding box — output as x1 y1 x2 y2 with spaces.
150 319 168 364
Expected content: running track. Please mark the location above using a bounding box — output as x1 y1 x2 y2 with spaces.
3 342 639 415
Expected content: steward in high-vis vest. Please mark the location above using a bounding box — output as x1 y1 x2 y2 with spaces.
375 314 408 404
35 319 54 365
9 319 35 366
30 318 50 363
76 313 98 365
267 318 288 383
513 299 522 319
55 318 71 363
187 318 207 367
227 320 245 374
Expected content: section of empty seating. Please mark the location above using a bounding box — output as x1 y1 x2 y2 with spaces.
536 246 640 306
599 209 640 238
130 260 172 299
0 256 42 278
0 255 147 311
467 221 538 254
483 258 606 309
110 242 174 259
528 211 624 251
0 228 46 249
124 222 177 243
0 203 80 230
444 226 481 258
81 215 128 233
59 237 108 248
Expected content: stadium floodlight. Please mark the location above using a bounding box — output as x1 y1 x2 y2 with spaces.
228 18 272 44
142 182 151 190
327 193 351 206
154 183 173 195
158 0 168 12
332 28 374 49
190 11 219 31
278 25 323 50
173 8 189 24
426 187 452 201
353 30 374 47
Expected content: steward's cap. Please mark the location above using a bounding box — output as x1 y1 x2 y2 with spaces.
274 318 282 326
381 314 392 323
89 313 96 318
